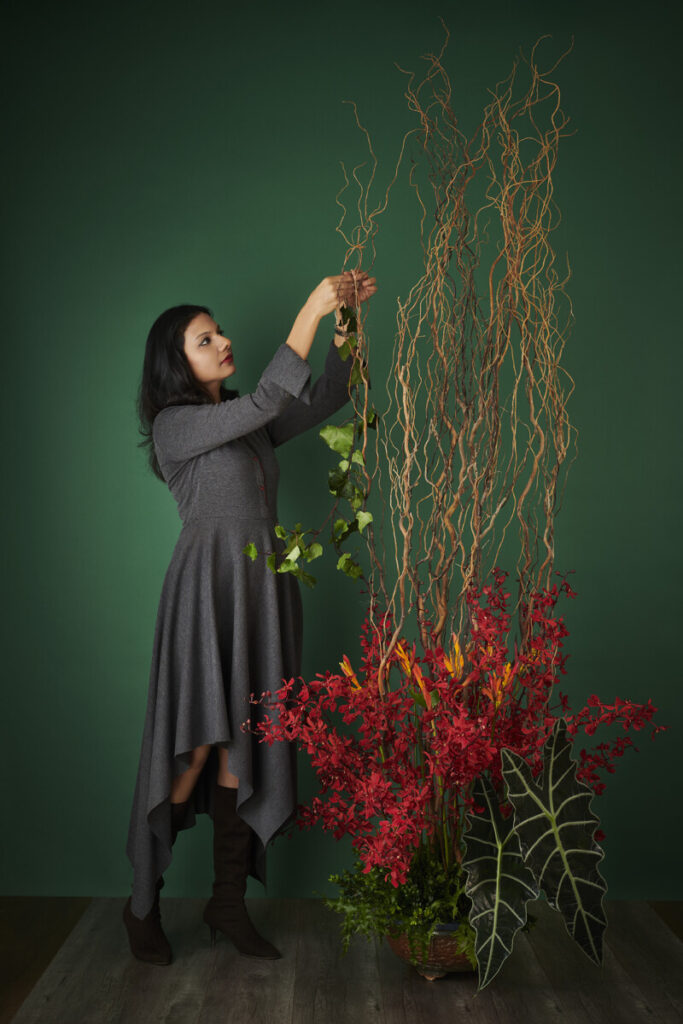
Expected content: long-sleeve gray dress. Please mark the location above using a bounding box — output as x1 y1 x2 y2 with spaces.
125 337 353 919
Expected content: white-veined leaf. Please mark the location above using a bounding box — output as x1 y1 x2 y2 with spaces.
462 774 539 990
501 718 608 966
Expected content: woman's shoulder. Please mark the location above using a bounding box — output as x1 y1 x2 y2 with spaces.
152 388 242 438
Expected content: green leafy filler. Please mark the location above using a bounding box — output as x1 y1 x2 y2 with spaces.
242 307 378 586
323 844 536 969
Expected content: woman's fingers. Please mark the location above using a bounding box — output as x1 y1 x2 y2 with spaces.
327 270 378 315
336 271 376 284
335 271 378 304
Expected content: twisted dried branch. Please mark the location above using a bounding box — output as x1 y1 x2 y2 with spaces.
335 23 577 693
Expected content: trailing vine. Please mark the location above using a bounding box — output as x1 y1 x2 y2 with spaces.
242 301 379 586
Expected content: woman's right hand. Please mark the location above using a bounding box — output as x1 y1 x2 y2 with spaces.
307 270 378 319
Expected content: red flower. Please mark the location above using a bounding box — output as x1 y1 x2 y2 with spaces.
243 569 665 878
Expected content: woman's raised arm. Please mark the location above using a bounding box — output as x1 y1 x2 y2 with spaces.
153 342 313 466
154 272 377 467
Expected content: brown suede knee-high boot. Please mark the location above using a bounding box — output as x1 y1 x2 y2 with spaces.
123 799 189 965
203 783 281 959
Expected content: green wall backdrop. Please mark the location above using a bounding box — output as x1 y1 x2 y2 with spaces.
2 0 680 902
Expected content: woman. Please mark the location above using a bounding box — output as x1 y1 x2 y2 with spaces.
123 270 378 965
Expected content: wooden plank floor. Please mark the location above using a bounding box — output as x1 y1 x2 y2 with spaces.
2 898 682 1023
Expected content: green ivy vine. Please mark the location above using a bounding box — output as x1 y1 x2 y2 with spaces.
242 304 378 586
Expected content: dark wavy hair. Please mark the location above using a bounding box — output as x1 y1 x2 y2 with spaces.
136 303 239 482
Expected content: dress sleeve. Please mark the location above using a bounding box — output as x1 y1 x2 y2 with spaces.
265 337 355 447
153 342 312 465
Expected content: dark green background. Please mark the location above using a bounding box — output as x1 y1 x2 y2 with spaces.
1 0 680 902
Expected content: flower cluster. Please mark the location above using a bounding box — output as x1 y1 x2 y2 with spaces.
244 568 665 884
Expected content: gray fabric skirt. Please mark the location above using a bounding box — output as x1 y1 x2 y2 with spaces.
125 516 301 919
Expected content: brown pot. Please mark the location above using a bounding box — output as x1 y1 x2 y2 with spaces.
386 924 476 981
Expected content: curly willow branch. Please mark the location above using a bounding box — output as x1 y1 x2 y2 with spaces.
334 22 578 694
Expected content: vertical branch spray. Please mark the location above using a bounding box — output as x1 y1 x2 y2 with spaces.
246 27 667 987
335 25 578 690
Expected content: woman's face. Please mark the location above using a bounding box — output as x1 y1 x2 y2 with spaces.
183 313 235 398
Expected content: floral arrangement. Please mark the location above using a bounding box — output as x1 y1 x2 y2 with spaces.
246 569 665 987
243 27 668 990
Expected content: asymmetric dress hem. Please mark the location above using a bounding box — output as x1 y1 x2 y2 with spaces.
124 337 353 919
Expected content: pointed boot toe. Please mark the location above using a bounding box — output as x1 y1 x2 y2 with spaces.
123 798 190 965
123 890 172 965
204 899 282 958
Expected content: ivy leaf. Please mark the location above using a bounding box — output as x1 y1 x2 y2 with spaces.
274 524 288 540
266 552 277 572
320 423 355 458
286 544 301 564
328 467 346 493
349 486 365 511
299 570 317 588
349 360 363 388
338 303 357 331
283 535 300 556
356 510 373 533
305 542 323 562
338 337 358 361
333 517 349 540
336 552 363 580
243 543 258 561
351 449 365 465
328 468 356 501
332 518 359 544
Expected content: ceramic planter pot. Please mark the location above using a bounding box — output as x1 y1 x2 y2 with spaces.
386 921 476 981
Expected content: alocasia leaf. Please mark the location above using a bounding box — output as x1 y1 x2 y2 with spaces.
500 717 608 965
462 773 539 990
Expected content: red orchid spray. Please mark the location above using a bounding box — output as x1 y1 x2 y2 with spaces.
245 568 665 988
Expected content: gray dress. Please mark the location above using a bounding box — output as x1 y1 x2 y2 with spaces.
125 337 352 919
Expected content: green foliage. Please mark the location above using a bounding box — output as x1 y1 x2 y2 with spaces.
462 773 540 989
320 423 355 458
337 337 357 362
338 304 358 334
349 359 364 387
306 542 323 561
242 542 258 562
455 718 606 991
336 552 363 580
325 842 538 977
499 718 608 966
251 523 319 587
328 467 358 503
409 686 440 709
356 510 373 533
332 517 355 542
244 305 379 588
325 847 478 968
